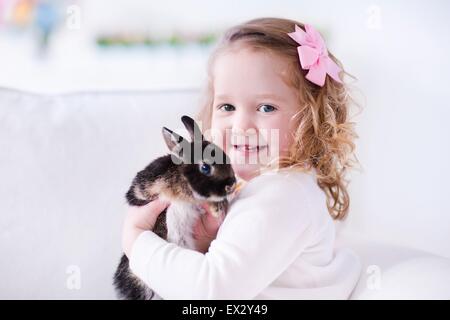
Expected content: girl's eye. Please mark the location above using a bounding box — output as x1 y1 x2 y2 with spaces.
258 104 277 113
219 104 235 112
199 163 212 176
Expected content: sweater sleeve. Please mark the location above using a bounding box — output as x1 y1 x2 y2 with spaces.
129 171 318 299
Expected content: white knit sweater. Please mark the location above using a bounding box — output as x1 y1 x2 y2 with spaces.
129 168 362 299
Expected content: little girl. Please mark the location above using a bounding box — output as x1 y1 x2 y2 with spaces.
121 17 362 299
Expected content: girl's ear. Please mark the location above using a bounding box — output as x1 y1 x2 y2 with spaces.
162 127 187 159
181 115 204 142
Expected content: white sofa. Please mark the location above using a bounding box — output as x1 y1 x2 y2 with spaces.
0 87 449 299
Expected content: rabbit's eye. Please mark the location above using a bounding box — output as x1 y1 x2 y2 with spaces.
199 163 212 176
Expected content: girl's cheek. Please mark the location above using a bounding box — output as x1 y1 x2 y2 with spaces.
211 115 232 151
280 130 292 151
209 125 227 152
274 126 294 158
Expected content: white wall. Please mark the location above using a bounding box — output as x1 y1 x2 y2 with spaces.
332 1 450 258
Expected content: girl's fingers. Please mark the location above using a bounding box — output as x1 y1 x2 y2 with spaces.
193 215 216 240
204 210 223 228
145 198 170 213
199 212 221 236
134 199 169 215
127 199 170 230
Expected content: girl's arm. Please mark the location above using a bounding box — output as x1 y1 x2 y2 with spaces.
128 172 318 300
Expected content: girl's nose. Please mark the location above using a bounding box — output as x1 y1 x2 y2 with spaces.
231 109 257 135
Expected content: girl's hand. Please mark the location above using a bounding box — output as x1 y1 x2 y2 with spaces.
122 199 170 258
192 204 224 253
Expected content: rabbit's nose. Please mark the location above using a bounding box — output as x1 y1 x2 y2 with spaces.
225 182 236 194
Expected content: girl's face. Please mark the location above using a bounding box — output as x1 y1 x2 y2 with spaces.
210 47 300 181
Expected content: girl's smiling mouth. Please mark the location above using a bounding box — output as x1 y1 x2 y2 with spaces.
232 144 268 154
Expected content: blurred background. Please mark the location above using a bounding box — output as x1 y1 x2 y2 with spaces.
2 0 447 95
1 0 450 298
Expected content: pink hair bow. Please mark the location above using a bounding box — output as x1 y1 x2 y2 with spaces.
288 24 342 87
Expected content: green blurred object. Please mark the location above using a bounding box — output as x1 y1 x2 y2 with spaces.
95 32 218 49
198 33 216 45
168 34 183 46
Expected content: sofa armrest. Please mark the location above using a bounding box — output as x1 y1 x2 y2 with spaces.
337 232 450 299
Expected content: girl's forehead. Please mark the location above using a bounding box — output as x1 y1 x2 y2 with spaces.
214 47 287 73
212 48 293 97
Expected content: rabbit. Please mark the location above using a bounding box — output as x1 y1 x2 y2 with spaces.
113 115 237 300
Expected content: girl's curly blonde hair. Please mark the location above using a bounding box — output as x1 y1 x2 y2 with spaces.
196 17 359 220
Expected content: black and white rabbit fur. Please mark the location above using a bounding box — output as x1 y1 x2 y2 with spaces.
113 115 236 300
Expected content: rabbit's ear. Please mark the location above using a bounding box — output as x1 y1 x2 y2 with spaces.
162 127 187 158
181 115 204 142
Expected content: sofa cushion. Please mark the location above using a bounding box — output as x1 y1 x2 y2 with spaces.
0 88 200 299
